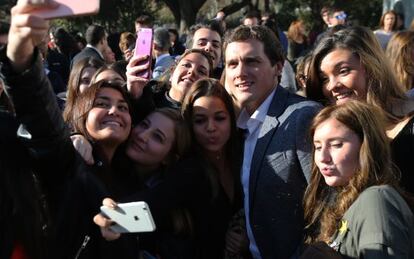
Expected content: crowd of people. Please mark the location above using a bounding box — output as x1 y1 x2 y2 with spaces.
1 0 414 259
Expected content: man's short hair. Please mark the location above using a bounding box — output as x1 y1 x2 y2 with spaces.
85 24 106 46
224 25 284 66
320 6 331 16
243 10 261 22
135 13 154 28
153 28 171 51
186 20 224 48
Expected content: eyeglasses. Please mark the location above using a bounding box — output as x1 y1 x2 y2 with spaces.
335 12 347 20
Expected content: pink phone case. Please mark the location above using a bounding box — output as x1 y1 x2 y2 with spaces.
29 0 100 20
134 28 153 79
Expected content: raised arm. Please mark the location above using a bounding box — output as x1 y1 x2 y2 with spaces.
0 0 75 212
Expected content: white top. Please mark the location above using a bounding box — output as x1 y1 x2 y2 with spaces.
374 29 394 50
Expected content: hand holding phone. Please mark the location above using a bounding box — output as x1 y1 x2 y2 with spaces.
134 28 153 79
100 201 156 233
126 55 151 99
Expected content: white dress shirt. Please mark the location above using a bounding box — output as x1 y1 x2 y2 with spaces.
237 89 276 259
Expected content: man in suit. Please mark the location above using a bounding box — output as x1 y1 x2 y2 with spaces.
224 25 321 258
71 24 107 69
152 28 175 79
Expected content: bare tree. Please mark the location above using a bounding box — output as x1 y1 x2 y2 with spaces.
161 0 252 33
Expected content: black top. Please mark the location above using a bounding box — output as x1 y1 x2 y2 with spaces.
287 40 307 65
391 116 414 194
120 154 243 259
131 80 181 123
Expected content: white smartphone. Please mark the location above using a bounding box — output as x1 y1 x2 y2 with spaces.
100 201 156 233
28 0 100 20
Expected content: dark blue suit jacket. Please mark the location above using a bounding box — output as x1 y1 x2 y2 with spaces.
70 46 104 69
248 86 321 258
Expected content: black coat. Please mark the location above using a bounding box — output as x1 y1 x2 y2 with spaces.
1 47 141 259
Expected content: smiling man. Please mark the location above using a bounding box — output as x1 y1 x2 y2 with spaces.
224 25 321 258
186 20 224 79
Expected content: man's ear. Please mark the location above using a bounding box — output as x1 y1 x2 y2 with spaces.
152 42 159 51
273 61 284 78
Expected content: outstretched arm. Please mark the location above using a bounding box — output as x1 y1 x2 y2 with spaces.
1 0 74 213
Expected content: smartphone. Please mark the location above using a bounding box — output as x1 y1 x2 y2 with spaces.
134 28 153 79
100 201 156 233
28 0 100 20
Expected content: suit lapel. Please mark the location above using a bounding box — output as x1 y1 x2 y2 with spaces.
249 87 290 207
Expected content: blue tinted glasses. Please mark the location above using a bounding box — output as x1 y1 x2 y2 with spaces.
335 12 347 20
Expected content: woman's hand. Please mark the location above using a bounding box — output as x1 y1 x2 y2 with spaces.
7 0 58 72
70 134 94 165
93 198 121 241
126 55 150 99
123 48 134 61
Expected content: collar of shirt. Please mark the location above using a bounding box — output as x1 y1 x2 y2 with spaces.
86 44 104 60
237 88 276 135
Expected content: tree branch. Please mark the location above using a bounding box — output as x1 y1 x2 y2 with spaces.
220 0 252 17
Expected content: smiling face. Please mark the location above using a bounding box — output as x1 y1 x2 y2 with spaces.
225 39 281 115
126 112 175 170
192 28 222 69
192 96 231 154
320 48 368 105
86 87 131 145
169 52 210 102
313 118 361 187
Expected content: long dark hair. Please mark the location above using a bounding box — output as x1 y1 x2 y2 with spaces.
63 57 105 122
182 78 241 198
306 26 414 123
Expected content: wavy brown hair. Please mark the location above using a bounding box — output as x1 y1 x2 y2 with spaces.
287 20 306 43
63 57 104 122
386 30 414 92
181 78 241 199
304 101 400 243
306 26 414 124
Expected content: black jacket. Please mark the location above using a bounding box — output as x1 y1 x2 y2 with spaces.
1 47 141 259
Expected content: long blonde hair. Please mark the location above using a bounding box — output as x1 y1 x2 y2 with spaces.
304 101 399 243
386 30 414 92
307 26 414 124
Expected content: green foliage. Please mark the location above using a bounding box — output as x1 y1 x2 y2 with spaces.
0 0 383 34
273 0 382 31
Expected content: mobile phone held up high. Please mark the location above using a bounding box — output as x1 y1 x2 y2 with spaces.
28 0 100 20
134 28 153 79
